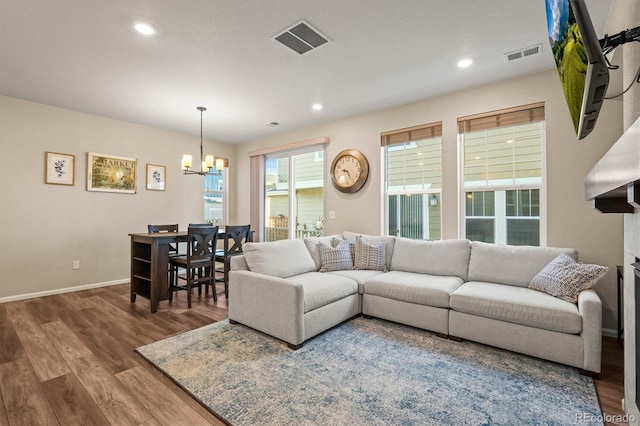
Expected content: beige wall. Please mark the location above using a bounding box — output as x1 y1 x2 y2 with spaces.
0 64 626 332
0 95 234 299
234 69 624 331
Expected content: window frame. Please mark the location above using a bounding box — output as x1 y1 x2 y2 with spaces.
382 122 443 240
457 104 547 246
203 168 228 224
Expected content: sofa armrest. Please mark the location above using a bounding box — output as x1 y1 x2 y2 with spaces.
578 289 602 373
230 254 249 271
228 270 305 345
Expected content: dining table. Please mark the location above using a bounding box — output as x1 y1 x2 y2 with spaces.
128 228 226 313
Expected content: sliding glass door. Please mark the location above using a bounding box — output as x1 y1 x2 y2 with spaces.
264 147 325 241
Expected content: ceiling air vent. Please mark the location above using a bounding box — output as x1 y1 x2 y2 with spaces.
274 20 329 55
504 43 542 62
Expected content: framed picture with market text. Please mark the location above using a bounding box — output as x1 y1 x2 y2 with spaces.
87 152 137 193
146 164 166 191
45 151 75 186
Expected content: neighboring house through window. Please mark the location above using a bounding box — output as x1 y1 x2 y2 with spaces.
248 137 329 242
458 103 545 246
204 169 227 223
382 122 442 240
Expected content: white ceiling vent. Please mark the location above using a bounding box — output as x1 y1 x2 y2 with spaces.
274 20 329 55
504 43 542 62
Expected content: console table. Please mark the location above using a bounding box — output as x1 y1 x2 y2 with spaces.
129 232 188 313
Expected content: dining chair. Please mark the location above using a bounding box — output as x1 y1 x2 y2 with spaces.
147 224 180 256
215 224 251 299
168 225 219 308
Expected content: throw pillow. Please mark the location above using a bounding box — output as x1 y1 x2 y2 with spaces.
319 240 353 272
529 253 608 303
332 237 355 261
353 235 386 271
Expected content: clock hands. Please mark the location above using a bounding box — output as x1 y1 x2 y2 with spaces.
341 168 353 183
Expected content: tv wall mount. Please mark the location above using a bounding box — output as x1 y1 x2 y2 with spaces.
600 26 640 65
599 26 640 98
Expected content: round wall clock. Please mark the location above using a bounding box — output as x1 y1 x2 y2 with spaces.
330 149 369 193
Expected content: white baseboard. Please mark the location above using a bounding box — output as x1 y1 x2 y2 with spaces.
0 279 129 304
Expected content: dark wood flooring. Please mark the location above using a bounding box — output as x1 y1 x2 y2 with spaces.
0 283 627 425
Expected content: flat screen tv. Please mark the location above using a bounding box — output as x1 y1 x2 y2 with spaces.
545 0 609 140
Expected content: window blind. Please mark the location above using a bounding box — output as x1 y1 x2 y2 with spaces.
383 122 443 192
459 104 544 188
381 122 442 146
457 102 545 134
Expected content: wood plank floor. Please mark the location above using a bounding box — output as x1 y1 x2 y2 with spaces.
0 283 627 425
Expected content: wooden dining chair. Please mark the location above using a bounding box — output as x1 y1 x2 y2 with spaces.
215 224 251 299
147 224 180 256
168 225 219 308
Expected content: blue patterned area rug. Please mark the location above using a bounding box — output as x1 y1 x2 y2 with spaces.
136 317 602 426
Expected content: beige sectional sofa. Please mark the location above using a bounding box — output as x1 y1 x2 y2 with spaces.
228 233 604 375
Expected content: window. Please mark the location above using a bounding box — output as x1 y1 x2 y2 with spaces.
204 169 227 223
382 122 442 240
459 103 545 246
264 145 325 241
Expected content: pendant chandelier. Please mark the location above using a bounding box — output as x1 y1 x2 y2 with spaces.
181 106 228 175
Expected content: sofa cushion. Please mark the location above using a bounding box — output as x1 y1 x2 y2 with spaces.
327 269 385 293
319 240 353 272
467 241 578 288
529 253 608 303
390 238 471 280
343 232 395 270
303 234 344 270
285 272 358 313
353 235 386 271
243 239 316 278
450 281 582 334
363 271 464 308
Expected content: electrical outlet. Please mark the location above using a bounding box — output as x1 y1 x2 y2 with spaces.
72 260 80 270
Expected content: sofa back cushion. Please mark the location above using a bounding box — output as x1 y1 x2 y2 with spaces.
390 238 471 280
343 232 395 270
467 241 578 287
303 234 344 270
243 239 317 278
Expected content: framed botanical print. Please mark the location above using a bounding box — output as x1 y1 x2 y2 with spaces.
45 151 75 185
146 164 166 191
87 152 137 193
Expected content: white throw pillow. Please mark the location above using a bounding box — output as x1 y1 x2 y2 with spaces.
353 235 386 271
529 253 608 303
319 240 353 272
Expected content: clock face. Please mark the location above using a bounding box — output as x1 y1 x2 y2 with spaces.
333 156 361 187
330 149 369 193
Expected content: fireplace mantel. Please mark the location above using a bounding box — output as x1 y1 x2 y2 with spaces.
586 116 640 213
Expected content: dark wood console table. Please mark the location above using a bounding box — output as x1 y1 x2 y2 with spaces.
129 232 188 313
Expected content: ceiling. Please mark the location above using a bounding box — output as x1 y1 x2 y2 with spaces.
0 0 612 144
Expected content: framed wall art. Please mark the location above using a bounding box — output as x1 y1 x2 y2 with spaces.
146 164 166 191
45 151 75 186
87 152 137 193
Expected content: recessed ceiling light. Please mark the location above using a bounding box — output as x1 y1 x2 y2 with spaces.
457 58 473 68
312 103 323 111
134 22 156 36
